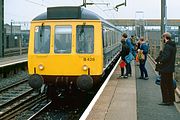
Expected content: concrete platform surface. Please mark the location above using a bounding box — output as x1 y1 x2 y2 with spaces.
0 54 27 67
86 58 180 120
86 62 137 120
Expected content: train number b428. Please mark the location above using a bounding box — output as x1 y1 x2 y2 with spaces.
83 57 95 61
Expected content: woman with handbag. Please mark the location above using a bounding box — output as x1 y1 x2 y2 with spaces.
138 37 149 80
118 33 130 78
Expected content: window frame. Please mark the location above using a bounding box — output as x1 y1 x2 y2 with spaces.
76 25 94 54
34 25 51 54
54 25 72 54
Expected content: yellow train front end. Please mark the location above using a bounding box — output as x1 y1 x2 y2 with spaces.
28 20 103 91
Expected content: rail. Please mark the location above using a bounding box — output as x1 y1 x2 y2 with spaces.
27 101 52 120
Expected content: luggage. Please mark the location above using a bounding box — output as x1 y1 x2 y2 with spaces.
155 75 177 89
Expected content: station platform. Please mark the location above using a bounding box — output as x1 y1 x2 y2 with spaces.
86 59 180 120
0 54 27 67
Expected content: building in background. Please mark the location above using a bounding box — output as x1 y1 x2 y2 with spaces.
4 23 29 49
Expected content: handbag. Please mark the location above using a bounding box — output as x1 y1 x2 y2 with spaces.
155 76 161 85
155 75 177 89
119 60 126 68
125 53 134 63
135 54 139 62
138 52 145 60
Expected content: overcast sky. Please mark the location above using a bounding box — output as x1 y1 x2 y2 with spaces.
4 0 180 23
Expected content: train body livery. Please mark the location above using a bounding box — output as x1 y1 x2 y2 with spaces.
28 6 122 91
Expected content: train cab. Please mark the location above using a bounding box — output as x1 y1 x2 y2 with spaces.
28 6 121 92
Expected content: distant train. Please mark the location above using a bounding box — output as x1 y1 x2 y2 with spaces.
28 6 122 93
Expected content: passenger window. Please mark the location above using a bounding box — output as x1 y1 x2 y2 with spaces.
34 26 50 54
76 25 94 54
54 26 72 54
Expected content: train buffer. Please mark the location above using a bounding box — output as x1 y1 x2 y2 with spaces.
83 58 180 120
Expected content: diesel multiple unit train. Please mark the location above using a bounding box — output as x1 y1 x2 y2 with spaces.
28 6 122 94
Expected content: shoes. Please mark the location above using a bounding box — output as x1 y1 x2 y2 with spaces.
158 102 174 106
124 76 128 78
138 76 149 80
144 77 149 80
117 76 125 79
138 76 144 79
120 76 124 78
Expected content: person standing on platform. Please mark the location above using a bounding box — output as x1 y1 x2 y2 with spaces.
125 34 135 77
138 37 149 80
119 33 130 78
155 32 176 106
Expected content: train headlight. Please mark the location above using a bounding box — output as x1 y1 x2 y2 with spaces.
38 64 44 70
82 65 88 71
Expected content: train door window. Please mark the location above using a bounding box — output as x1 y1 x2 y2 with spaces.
107 31 111 47
54 26 72 54
76 25 94 54
103 28 108 48
102 28 106 48
34 26 50 54
106 30 109 47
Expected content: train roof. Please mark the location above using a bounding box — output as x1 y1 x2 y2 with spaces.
33 6 120 31
33 6 103 20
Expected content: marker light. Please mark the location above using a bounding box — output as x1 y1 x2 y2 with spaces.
38 64 44 70
82 65 88 71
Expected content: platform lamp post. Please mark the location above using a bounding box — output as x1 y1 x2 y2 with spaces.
0 0 4 57
161 0 167 50
135 11 144 38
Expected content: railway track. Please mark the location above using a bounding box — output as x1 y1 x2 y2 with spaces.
0 53 119 120
27 92 93 120
14 95 50 120
0 76 52 120
27 101 52 120
0 78 28 92
0 79 38 119
0 93 49 120
27 57 120 120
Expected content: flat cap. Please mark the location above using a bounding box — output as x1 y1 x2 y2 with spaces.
162 32 171 40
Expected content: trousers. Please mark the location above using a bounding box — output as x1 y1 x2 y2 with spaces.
125 62 131 75
139 59 148 78
160 72 175 103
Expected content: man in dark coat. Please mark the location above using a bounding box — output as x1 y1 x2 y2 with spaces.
155 32 176 106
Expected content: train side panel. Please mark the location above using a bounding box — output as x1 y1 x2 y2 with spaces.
102 24 122 69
